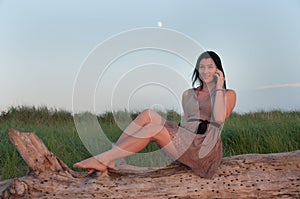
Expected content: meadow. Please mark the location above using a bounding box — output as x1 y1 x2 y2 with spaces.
0 106 299 180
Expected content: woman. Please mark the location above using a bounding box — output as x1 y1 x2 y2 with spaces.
73 51 236 179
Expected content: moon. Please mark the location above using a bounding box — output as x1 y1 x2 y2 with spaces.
157 21 163 28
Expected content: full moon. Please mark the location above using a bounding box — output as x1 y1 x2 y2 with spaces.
157 21 163 28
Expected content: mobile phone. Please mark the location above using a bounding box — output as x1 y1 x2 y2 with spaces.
214 72 219 81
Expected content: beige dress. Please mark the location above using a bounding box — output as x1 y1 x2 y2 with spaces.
164 88 223 179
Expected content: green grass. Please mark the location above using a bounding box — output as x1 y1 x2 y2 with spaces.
0 106 299 180
221 111 300 156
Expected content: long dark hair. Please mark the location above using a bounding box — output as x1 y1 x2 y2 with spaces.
192 51 227 89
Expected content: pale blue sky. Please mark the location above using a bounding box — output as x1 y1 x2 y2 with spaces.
1 0 300 114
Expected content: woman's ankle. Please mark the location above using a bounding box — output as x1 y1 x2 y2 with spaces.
94 155 110 166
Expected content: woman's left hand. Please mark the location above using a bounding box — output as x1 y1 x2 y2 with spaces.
214 69 225 89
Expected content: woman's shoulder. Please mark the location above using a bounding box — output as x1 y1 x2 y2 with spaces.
225 89 237 102
182 88 197 96
225 89 236 96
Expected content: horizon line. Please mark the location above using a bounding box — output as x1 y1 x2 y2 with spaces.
257 83 300 90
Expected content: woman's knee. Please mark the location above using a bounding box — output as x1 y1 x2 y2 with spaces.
141 109 155 116
133 109 151 124
140 109 163 124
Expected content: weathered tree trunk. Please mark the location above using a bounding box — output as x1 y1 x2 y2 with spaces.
1 129 300 199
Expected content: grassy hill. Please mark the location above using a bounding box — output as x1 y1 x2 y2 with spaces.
0 106 299 180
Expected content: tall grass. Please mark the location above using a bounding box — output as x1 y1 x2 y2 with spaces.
221 111 300 156
0 106 299 180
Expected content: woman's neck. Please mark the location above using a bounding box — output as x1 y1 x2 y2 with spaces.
200 82 216 92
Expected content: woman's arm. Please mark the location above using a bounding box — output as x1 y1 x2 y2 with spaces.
181 89 191 122
213 89 236 124
224 90 236 119
212 69 236 124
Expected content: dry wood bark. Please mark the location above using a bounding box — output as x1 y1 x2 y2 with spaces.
1 129 300 199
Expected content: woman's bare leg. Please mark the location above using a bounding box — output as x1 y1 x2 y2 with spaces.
103 123 178 160
115 109 166 145
110 109 167 167
73 123 178 172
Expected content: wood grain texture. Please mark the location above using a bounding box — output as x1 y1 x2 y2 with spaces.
1 129 300 199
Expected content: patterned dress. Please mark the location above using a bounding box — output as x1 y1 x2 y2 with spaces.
164 88 223 179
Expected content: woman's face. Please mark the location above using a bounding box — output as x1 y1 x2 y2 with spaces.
198 58 218 83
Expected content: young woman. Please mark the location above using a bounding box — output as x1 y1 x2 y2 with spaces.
73 51 236 179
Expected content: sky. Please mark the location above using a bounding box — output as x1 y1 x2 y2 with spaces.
1 0 300 114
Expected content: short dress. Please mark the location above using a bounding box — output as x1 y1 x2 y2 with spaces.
164 88 223 179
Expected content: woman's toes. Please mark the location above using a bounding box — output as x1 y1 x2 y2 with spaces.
88 169 95 174
73 160 91 169
73 162 82 168
73 157 108 172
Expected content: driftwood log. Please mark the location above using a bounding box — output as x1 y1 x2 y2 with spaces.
0 129 300 199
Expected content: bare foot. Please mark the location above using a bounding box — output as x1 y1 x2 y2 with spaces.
73 157 107 173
